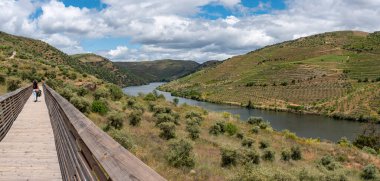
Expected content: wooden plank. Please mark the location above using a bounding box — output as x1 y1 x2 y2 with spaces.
0 88 62 180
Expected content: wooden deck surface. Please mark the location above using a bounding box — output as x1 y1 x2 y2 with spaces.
0 89 62 180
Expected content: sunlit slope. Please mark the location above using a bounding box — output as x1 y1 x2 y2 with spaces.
161 31 380 121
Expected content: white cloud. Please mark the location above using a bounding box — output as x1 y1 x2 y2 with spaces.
107 46 129 59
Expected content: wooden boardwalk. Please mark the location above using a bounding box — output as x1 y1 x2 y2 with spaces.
0 89 62 180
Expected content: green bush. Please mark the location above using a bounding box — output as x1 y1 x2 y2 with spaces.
186 123 200 140
319 155 340 171
225 122 238 136
173 98 179 106
165 139 195 168
94 88 109 100
281 150 291 161
247 117 264 125
77 87 89 96
155 113 178 126
241 138 254 148
69 72 77 80
152 105 172 115
221 148 238 167
129 110 142 126
158 122 176 140
361 164 378 180
185 111 203 120
259 121 271 129
109 85 123 100
259 141 269 149
0 75 5 85
91 100 108 115
240 149 260 165
337 137 352 147
362 146 377 155
7 78 21 91
107 112 125 130
283 129 297 140
209 122 224 136
108 129 134 150
59 88 73 101
70 96 90 113
144 93 157 101
251 126 259 134
236 132 244 139
262 149 275 162
291 146 302 160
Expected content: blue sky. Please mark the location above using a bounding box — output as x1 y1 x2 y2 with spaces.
1 0 379 62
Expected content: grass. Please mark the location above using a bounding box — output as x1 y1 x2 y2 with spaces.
160 31 380 122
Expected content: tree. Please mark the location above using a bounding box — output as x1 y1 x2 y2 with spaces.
173 98 179 106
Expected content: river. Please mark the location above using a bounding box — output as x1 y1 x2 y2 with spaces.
123 82 365 142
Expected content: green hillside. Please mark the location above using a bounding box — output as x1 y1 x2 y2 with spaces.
1 31 379 180
115 59 201 82
160 31 380 122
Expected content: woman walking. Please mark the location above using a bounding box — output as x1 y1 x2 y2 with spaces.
32 80 39 102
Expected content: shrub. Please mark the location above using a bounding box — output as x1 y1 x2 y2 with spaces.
221 148 238 167
70 96 90 113
251 126 259 134
337 137 352 147
361 164 378 180
185 111 203 120
241 138 254 148
259 141 269 149
69 72 77 80
247 116 264 125
259 121 271 129
129 110 142 126
173 98 179 106
281 150 291 161
107 112 125 130
109 85 123 100
223 112 231 119
186 123 200 140
283 129 297 140
166 139 195 168
225 122 238 136
262 149 275 162
319 155 340 171
209 121 226 135
291 146 302 160
240 149 260 165
152 105 172 115
94 88 109 100
0 75 5 85
236 132 244 139
144 93 157 101
158 122 176 140
7 78 21 91
362 146 377 155
108 129 134 150
77 87 89 96
155 113 178 126
91 100 108 115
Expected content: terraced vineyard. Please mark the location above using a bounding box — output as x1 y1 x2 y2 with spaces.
160 31 380 122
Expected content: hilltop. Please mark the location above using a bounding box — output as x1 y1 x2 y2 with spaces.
115 59 222 82
160 31 380 122
0 31 379 180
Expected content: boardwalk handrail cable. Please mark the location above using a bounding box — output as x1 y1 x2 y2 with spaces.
0 85 32 141
43 84 166 181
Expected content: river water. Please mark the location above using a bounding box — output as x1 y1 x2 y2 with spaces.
123 82 365 141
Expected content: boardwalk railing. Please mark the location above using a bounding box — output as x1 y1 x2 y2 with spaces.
43 84 166 181
0 86 32 141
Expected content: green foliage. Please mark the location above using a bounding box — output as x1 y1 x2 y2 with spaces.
7 78 21 91
165 139 195 169
259 121 271 130
225 122 238 136
45 79 60 89
128 110 142 126
262 149 275 162
108 129 134 150
155 113 179 126
287 105 304 112
70 96 90 113
281 150 291 161
173 97 179 106
319 155 341 171
144 93 157 101
361 164 378 180
337 137 352 147
221 148 238 167
69 72 77 80
158 122 176 140
77 87 89 96
0 75 5 85
94 87 109 100
60 88 74 101
106 111 125 130
247 116 264 125
109 84 123 100
291 146 302 160
240 149 260 165
241 138 254 148
186 123 200 140
209 121 226 135
91 100 108 115
259 140 269 149
236 132 244 139
251 126 259 134
362 146 377 155
353 122 380 150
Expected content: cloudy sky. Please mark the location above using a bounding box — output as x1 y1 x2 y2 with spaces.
1 0 380 62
